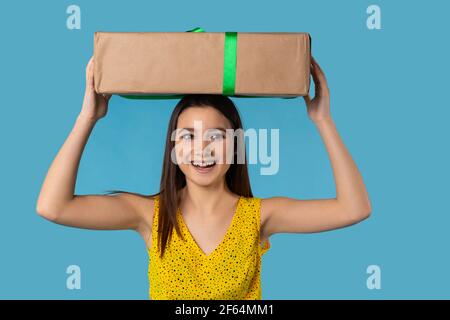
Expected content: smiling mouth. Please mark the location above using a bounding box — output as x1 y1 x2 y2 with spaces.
191 160 216 168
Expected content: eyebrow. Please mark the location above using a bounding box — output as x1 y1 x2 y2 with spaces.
179 127 228 133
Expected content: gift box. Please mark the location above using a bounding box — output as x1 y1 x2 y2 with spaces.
93 28 311 98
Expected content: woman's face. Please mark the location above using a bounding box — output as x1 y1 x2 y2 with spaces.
173 106 235 187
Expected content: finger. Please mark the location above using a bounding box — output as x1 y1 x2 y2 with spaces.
86 56 93 66
303 94 311 105
86 56 94 74
87 72 94 89
86 60 94 90
311 57 327 83
310 57 329 96
103 94 112 102
309 59 322 92
312 56 324 75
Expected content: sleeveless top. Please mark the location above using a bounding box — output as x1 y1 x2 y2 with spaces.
147 194 271 300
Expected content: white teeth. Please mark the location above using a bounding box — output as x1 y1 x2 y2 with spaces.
192 161 215 167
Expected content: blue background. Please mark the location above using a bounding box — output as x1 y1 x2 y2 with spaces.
1 0 449 299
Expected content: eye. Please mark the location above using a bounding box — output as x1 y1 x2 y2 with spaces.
181 133 193 141
209 132 225 141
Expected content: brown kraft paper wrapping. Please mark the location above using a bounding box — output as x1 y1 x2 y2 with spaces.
94 31 311 97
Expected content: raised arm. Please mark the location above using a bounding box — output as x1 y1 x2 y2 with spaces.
261 56 372 236
36 56 150 234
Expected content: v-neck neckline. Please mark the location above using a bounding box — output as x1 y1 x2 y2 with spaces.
178 195 243 259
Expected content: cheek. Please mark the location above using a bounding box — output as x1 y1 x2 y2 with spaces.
175 145 191 175
173 141 193 165
207 140 234 164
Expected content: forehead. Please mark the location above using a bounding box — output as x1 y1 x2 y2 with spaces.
177 106 232 129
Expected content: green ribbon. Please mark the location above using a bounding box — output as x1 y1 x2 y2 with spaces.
187 27 204 33
119 27 296 100
222 32 237 96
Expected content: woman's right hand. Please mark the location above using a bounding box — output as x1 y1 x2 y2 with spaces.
303 56 331 125
79 56 112 122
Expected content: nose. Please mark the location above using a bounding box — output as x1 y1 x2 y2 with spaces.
192 136 214 160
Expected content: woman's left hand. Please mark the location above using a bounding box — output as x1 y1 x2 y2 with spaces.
303 56 332 124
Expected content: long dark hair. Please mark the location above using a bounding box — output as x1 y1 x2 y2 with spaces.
106 94 253 258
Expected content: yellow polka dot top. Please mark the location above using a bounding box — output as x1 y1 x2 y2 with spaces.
148 194 271 300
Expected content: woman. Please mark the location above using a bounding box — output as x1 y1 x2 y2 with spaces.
36 55 371 300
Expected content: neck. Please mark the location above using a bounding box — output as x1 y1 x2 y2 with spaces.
181 180 236 216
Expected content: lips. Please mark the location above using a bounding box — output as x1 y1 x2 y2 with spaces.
191 160 216 173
